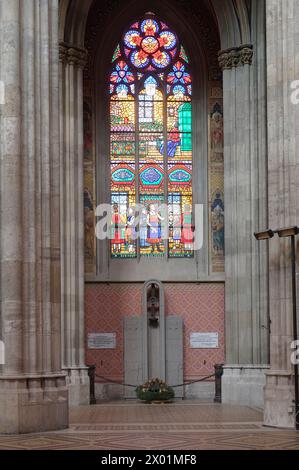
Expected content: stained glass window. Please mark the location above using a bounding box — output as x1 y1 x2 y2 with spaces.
109 14 193 258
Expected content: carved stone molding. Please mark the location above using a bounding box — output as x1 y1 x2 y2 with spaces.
59 42 68 64
218 44 253 70
59 42 88 68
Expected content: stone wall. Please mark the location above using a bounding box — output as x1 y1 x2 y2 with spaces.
85 283 225 400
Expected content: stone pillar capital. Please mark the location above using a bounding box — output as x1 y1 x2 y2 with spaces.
218 44 253 70
59 42 88 69
59 43 69 64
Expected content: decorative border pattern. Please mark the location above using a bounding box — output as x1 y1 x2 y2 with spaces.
208 82 224 273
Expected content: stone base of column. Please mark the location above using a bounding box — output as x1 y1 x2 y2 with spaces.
264 371 295 429
64 367 90 406
0 373 68 434
222 365 269 408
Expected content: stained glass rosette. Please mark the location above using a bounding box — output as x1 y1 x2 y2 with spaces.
110 59 135 97
167 60 192 99
122 18 178 72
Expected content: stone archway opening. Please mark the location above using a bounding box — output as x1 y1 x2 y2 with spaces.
59 0 268 410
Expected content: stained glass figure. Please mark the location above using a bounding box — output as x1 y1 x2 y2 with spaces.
168 194 193 257
110 193 137 258
139 79 163 133
139 195 165 256
109 13 193 258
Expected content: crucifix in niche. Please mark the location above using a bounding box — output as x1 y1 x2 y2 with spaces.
147 282 160 327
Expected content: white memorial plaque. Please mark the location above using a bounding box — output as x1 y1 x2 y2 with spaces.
88 333 116 350
190 332 219 349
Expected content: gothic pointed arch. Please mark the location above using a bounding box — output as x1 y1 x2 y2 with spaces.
58 0 267 411
210 0 252 49
82 2 225 279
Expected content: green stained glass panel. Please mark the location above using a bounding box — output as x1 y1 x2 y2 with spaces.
167 101 192 132
179 102 192 134
179 46 189 63
112 44 121 63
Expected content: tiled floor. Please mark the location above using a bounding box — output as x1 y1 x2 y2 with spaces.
0 401 299 450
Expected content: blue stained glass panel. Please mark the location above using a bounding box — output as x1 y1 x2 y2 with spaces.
140 166 163 186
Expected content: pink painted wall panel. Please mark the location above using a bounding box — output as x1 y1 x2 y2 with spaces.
85 283 225 380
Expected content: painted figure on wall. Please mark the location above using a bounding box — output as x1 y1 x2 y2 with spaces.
84 188 95 259
211 191 225 254
210 103 223 157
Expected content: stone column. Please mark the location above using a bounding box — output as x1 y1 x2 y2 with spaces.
59 43 90 405
0 0 68 433
219 0 270 407
264 0 299 429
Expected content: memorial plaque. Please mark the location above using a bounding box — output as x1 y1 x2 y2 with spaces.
88 333 116 349
190 332 219 349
